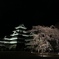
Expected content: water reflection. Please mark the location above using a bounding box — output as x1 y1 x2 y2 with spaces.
32 52 59 57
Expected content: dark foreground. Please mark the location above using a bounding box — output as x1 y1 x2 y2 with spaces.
0 51 40 59
0 51 59 58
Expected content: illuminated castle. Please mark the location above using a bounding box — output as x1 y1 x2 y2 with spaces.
0 24 32 51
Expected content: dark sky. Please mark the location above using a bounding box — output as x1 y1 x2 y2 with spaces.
0 1 59 37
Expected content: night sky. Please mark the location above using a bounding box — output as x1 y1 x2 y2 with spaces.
0 1 59 37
